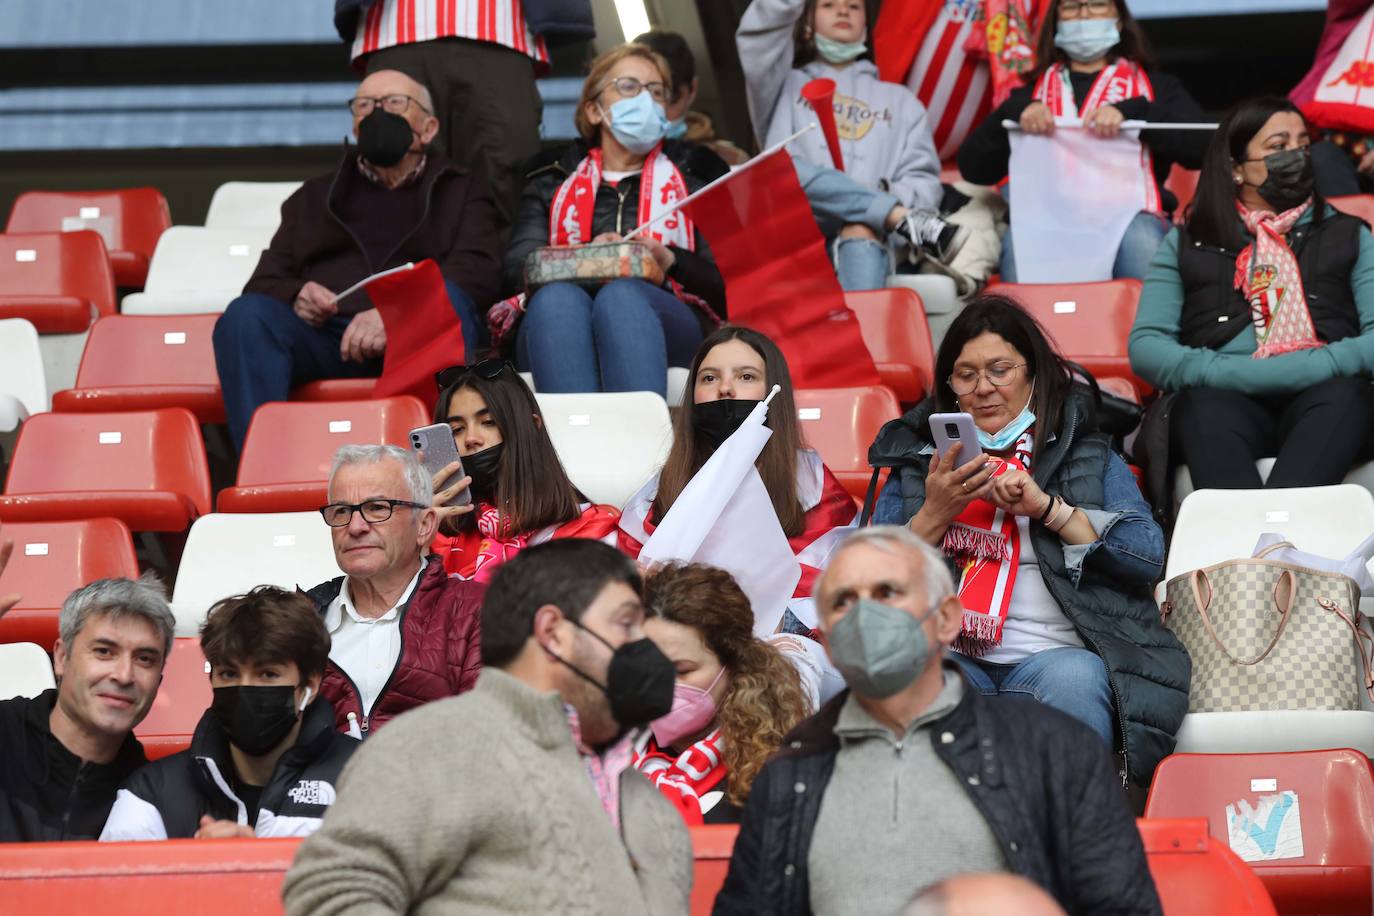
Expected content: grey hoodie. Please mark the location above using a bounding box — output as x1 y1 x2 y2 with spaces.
736 0 942 214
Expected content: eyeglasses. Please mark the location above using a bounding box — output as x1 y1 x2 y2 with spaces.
1058 0 1114 18
318 498 426 527
948 363 1028 396
434 359 513 392
600 76 668 104
347 94 431 117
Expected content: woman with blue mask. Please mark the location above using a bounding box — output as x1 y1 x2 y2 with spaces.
499 44 726 397
958 0 1208 282
866 295 1188 784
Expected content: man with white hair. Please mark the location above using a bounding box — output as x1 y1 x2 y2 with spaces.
305 445 484 737
0 569 175 841
713 526 1160 916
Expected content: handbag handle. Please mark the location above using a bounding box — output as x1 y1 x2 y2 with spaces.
1317 596 1374 705
1254 540 1296 559
1188 567 1296 666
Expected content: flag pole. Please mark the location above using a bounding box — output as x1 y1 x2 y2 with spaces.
334 261 416 302
624 124 817 241
762 384 782 407
1001 120 1218 131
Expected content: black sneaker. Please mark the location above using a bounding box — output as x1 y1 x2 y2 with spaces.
896 211 969 265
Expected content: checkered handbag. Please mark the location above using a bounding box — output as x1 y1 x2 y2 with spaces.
1162 555 1373 713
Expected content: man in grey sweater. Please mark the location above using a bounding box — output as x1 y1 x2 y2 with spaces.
283 540 691 915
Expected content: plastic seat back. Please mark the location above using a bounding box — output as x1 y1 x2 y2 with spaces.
691 825 738 916
51 314 224 423
1146 753 1373 915
986 280 1145 395
291 378 378 401
120 226 274 315
845 288 936 403
0 318 47 431
203 181 302 230
1330 194 1374 229
6 188 171 287
1141 817 1278 914
217 396 430 513
0 230 115 333
794 385 901 501
0 408 211 532
0 518 138 647
535 392 674 509
170 512 339 636
135 637 212 759
1165 165 1201 225
0 642 56 699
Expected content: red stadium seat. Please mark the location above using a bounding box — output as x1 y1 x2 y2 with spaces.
0 408 211 532
846 288 937 403
1145 750 1374 915
0 231 115 333
50 314 224 423
0 518 138 647
795 386 903 502
691 825 737 916
135 637 211 760
986 279 1147 397
6 188 171 289
1330 194 1374 229
291 378 377 401
1164 165 1200 225
217 396 430 513
1142 818 1278 915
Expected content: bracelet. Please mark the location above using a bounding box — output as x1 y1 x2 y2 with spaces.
1047 500 1076 533
1038 495 1058 524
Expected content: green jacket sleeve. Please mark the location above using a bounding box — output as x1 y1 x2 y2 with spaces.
1128 229 1222 391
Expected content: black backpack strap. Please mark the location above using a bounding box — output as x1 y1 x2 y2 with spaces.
858 467 883 527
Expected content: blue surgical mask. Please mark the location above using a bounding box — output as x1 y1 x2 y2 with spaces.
1054 18 1121 62
814 34 867 65
665 116 688 140
977 385 1036 452
601 93 669 155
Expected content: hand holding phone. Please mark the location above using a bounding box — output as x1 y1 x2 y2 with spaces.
409 424 472 510
916 413 998 532
929 413 985 470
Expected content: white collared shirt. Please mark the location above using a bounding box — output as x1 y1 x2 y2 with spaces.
324 560 425 716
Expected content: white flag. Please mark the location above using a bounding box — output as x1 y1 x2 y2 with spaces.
639 395 801 638
1009 119 1150 283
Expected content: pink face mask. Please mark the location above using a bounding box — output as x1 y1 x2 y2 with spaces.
650 666 726 748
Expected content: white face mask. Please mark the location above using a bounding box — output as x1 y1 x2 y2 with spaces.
814 34 867 64
1054 18 1121 62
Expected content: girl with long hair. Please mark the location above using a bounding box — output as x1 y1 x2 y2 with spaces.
637 563 810 823
428 360 620 579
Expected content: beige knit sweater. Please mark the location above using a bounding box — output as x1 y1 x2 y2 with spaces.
282 668 693 915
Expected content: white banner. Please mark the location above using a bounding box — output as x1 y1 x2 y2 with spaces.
1009 119 1150 283
639 396 801 638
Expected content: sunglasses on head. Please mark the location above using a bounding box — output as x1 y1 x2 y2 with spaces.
434 359 513 391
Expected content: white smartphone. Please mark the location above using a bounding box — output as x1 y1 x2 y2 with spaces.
409 423 472 508
928 412 985 469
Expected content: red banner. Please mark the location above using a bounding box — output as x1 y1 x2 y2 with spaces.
681 149 880 390
368 259 466 405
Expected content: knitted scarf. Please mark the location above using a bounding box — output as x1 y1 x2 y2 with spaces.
1234 198 1323 358
632 729 728 826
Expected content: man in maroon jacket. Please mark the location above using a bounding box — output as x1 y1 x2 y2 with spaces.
213 68 504 451
306 444 483 737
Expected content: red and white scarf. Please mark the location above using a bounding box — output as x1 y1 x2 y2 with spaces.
1234 199 1323 359
1033 59 1162 213
942 431 1033 656
487 144 694 344
469 502 529 583
632 729 728 826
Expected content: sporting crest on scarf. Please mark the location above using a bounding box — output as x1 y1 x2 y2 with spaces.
1233 199 1324 358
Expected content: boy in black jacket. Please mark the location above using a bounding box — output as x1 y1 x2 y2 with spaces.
100 586 357 840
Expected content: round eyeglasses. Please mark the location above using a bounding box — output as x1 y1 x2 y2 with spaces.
948 363 1028 396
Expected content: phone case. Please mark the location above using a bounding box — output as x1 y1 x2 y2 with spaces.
928 412 985 469
409 424 472 507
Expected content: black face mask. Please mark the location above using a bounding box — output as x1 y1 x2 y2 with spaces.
692 398 763 452
463 443 504 501
1251 148 1315 212
210 685 302 756
357 110 417 167
551 620 675 729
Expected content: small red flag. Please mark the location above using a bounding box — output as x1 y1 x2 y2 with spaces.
367 259 466 405
681 148 880 389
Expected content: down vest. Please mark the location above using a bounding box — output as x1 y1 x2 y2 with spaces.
305 557 484 736
866 388 1190 784
713 672 1162 916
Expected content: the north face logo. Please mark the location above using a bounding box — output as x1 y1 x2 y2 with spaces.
286 780 336 806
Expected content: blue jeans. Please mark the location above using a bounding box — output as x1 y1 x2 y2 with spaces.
832 236 891 292
515 278 704 396
951 647 1114 746
213 281 481 450
999 209 1171 282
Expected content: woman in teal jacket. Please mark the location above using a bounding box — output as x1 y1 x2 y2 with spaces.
1129 96 1374 491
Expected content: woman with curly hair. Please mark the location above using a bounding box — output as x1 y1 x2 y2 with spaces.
636 563 811 824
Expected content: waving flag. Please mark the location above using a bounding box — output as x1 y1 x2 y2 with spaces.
361 259 467 405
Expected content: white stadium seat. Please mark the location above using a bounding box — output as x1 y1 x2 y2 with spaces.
1175 459 1374 513
121 226 274 315
170 511 338 636
0 318 48 432
520 367 691 408
203 180 302 231
0 643 56 700
534 391 673 509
